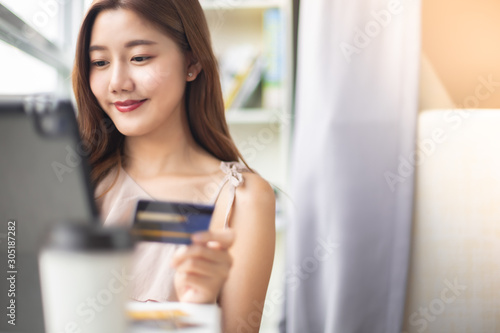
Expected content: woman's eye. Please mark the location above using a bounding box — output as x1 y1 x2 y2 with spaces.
132 56 151 63
91 60 108 67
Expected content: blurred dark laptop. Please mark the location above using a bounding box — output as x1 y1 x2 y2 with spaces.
0 96 98 333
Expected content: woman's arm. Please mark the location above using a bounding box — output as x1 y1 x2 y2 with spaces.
171 172 276 332
219 173 276 332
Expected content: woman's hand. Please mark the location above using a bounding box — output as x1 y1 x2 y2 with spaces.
171 229 235 304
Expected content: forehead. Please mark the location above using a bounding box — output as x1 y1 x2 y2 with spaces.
90 8 164 44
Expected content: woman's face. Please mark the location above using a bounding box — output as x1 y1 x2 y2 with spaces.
89 9 191 137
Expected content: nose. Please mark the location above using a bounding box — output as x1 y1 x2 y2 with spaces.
108 63 134 93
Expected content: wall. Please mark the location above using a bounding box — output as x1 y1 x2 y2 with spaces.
422 0 500 109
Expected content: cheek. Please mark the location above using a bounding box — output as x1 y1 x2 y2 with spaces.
89 71 107 101
140 64 175 92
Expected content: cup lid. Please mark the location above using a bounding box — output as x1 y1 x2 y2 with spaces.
44 223 135 252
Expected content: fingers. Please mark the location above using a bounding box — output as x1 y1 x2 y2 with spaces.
172 244 232 269
191 229 235 250
172 230 235 303
174 274 218 304
175 256 229 278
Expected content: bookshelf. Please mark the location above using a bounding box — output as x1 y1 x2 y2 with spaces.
202 4 292 331
201 0 293 191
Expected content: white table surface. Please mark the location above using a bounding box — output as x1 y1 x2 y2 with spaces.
128 301 221 333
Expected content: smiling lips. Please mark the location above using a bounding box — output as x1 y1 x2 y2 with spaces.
114 99 147 112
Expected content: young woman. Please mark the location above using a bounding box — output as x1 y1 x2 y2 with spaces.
72 0 276 331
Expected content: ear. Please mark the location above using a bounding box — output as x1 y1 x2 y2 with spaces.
186 51 202 82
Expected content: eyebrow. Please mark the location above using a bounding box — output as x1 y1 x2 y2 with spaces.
89 40 157 52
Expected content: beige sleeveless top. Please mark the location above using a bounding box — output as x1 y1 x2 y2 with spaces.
94 161 248 302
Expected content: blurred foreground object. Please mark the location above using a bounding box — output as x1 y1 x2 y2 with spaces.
403 110 500 332
39 223 134 333
281 0 421 332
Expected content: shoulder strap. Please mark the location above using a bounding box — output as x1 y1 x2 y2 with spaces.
212 162 248 228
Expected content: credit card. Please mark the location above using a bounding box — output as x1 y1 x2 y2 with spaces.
132 200 214 244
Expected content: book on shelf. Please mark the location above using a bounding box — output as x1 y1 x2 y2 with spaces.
226 55 265 110
263 7 284 110
219 44 264 110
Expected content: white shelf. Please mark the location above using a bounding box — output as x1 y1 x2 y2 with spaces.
204 0 292 192
200 0 282 10
225 109 281 124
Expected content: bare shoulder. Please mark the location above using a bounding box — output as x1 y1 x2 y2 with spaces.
230 171 276 229
237 171 275 205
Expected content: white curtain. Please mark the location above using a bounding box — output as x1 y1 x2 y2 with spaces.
282 0 421 332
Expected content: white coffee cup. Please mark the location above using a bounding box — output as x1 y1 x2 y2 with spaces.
39 223 134 333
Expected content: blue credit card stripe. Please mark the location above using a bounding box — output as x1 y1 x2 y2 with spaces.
137 200 214 215
134 219 210 233
138 236 191 245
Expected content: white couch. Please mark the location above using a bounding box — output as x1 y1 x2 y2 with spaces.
402 109 500 332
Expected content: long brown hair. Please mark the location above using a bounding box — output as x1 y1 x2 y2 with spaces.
73 0 247 187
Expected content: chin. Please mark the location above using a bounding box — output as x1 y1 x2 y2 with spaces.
113 124 148 137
